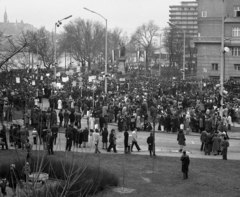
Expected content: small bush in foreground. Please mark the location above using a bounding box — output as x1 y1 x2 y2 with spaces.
0 155 119 197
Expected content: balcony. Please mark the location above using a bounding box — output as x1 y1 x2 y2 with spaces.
193 36 221 44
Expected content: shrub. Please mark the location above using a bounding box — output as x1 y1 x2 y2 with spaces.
0 155 119 197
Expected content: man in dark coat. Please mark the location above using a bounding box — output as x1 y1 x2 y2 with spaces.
124 130 130 154
200 130 207 151
181 150 190 180
65 126 73 151
51 124 59 145
221 136 229 160
46 131 54 155
205 132 213 155
76 127 83 148
82 127 89 148
0 125 8 150
147 133 154 156
101 127 108 149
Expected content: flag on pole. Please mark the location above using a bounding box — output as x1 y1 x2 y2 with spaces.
137 50 140 62
112 50 115 63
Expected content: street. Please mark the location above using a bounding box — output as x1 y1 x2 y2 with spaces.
7 118 239 161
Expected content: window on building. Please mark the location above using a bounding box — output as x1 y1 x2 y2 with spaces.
232 27 240 37
202 11 207 17
234 6 240 17
234 64 240 71
212 63 218 71
232 47 240 56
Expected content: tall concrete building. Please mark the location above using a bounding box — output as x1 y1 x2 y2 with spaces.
169 1 198 37
169 1 198 76
194 0 240 79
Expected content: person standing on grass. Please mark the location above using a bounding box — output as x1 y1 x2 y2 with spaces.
181 150 190 180
221 136 229 160
131 128 141 152
147 133 154 156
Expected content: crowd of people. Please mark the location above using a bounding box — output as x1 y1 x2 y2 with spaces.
1 76 237 159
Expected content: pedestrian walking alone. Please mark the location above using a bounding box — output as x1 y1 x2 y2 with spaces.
180 150 190 180
107 129 117 153
131 128 141 151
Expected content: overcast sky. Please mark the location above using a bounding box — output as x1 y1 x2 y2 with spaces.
1 0 194 36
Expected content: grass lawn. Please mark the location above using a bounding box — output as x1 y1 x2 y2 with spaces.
0 150 239 197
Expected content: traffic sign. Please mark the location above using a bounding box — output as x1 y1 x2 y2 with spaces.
79 82 83 87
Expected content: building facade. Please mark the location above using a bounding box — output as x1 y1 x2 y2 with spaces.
194 0 240 79
169 1 198 37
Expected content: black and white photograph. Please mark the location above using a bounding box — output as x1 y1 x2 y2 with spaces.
0 0 240 196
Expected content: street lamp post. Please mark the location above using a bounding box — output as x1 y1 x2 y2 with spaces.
84 7 108 94
168 22 186 80
158 33 162 77
54 15 72 80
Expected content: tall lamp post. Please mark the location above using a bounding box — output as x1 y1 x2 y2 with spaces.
158 33 163 77
54 15 72 79
168 22 186 80
84 7 108 94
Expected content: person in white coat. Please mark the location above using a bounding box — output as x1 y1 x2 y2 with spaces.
93 129 101 153
89 115 95 133
131 128 141 151
227 114 233 131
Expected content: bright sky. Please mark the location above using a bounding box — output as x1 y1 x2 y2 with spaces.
1 0 194 36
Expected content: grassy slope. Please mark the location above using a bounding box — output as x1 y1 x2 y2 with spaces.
0 150 239 197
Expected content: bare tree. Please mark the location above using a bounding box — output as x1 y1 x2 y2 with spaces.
163 27 197 76
0 31 29 70
130 20 159 72
25 27 55 69
58 18 105 71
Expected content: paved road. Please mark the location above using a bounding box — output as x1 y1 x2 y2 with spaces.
4 118 239 160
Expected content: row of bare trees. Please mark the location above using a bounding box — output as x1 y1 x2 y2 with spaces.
0 19 197 78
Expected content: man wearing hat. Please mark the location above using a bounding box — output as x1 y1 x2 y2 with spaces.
180 150 190 180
